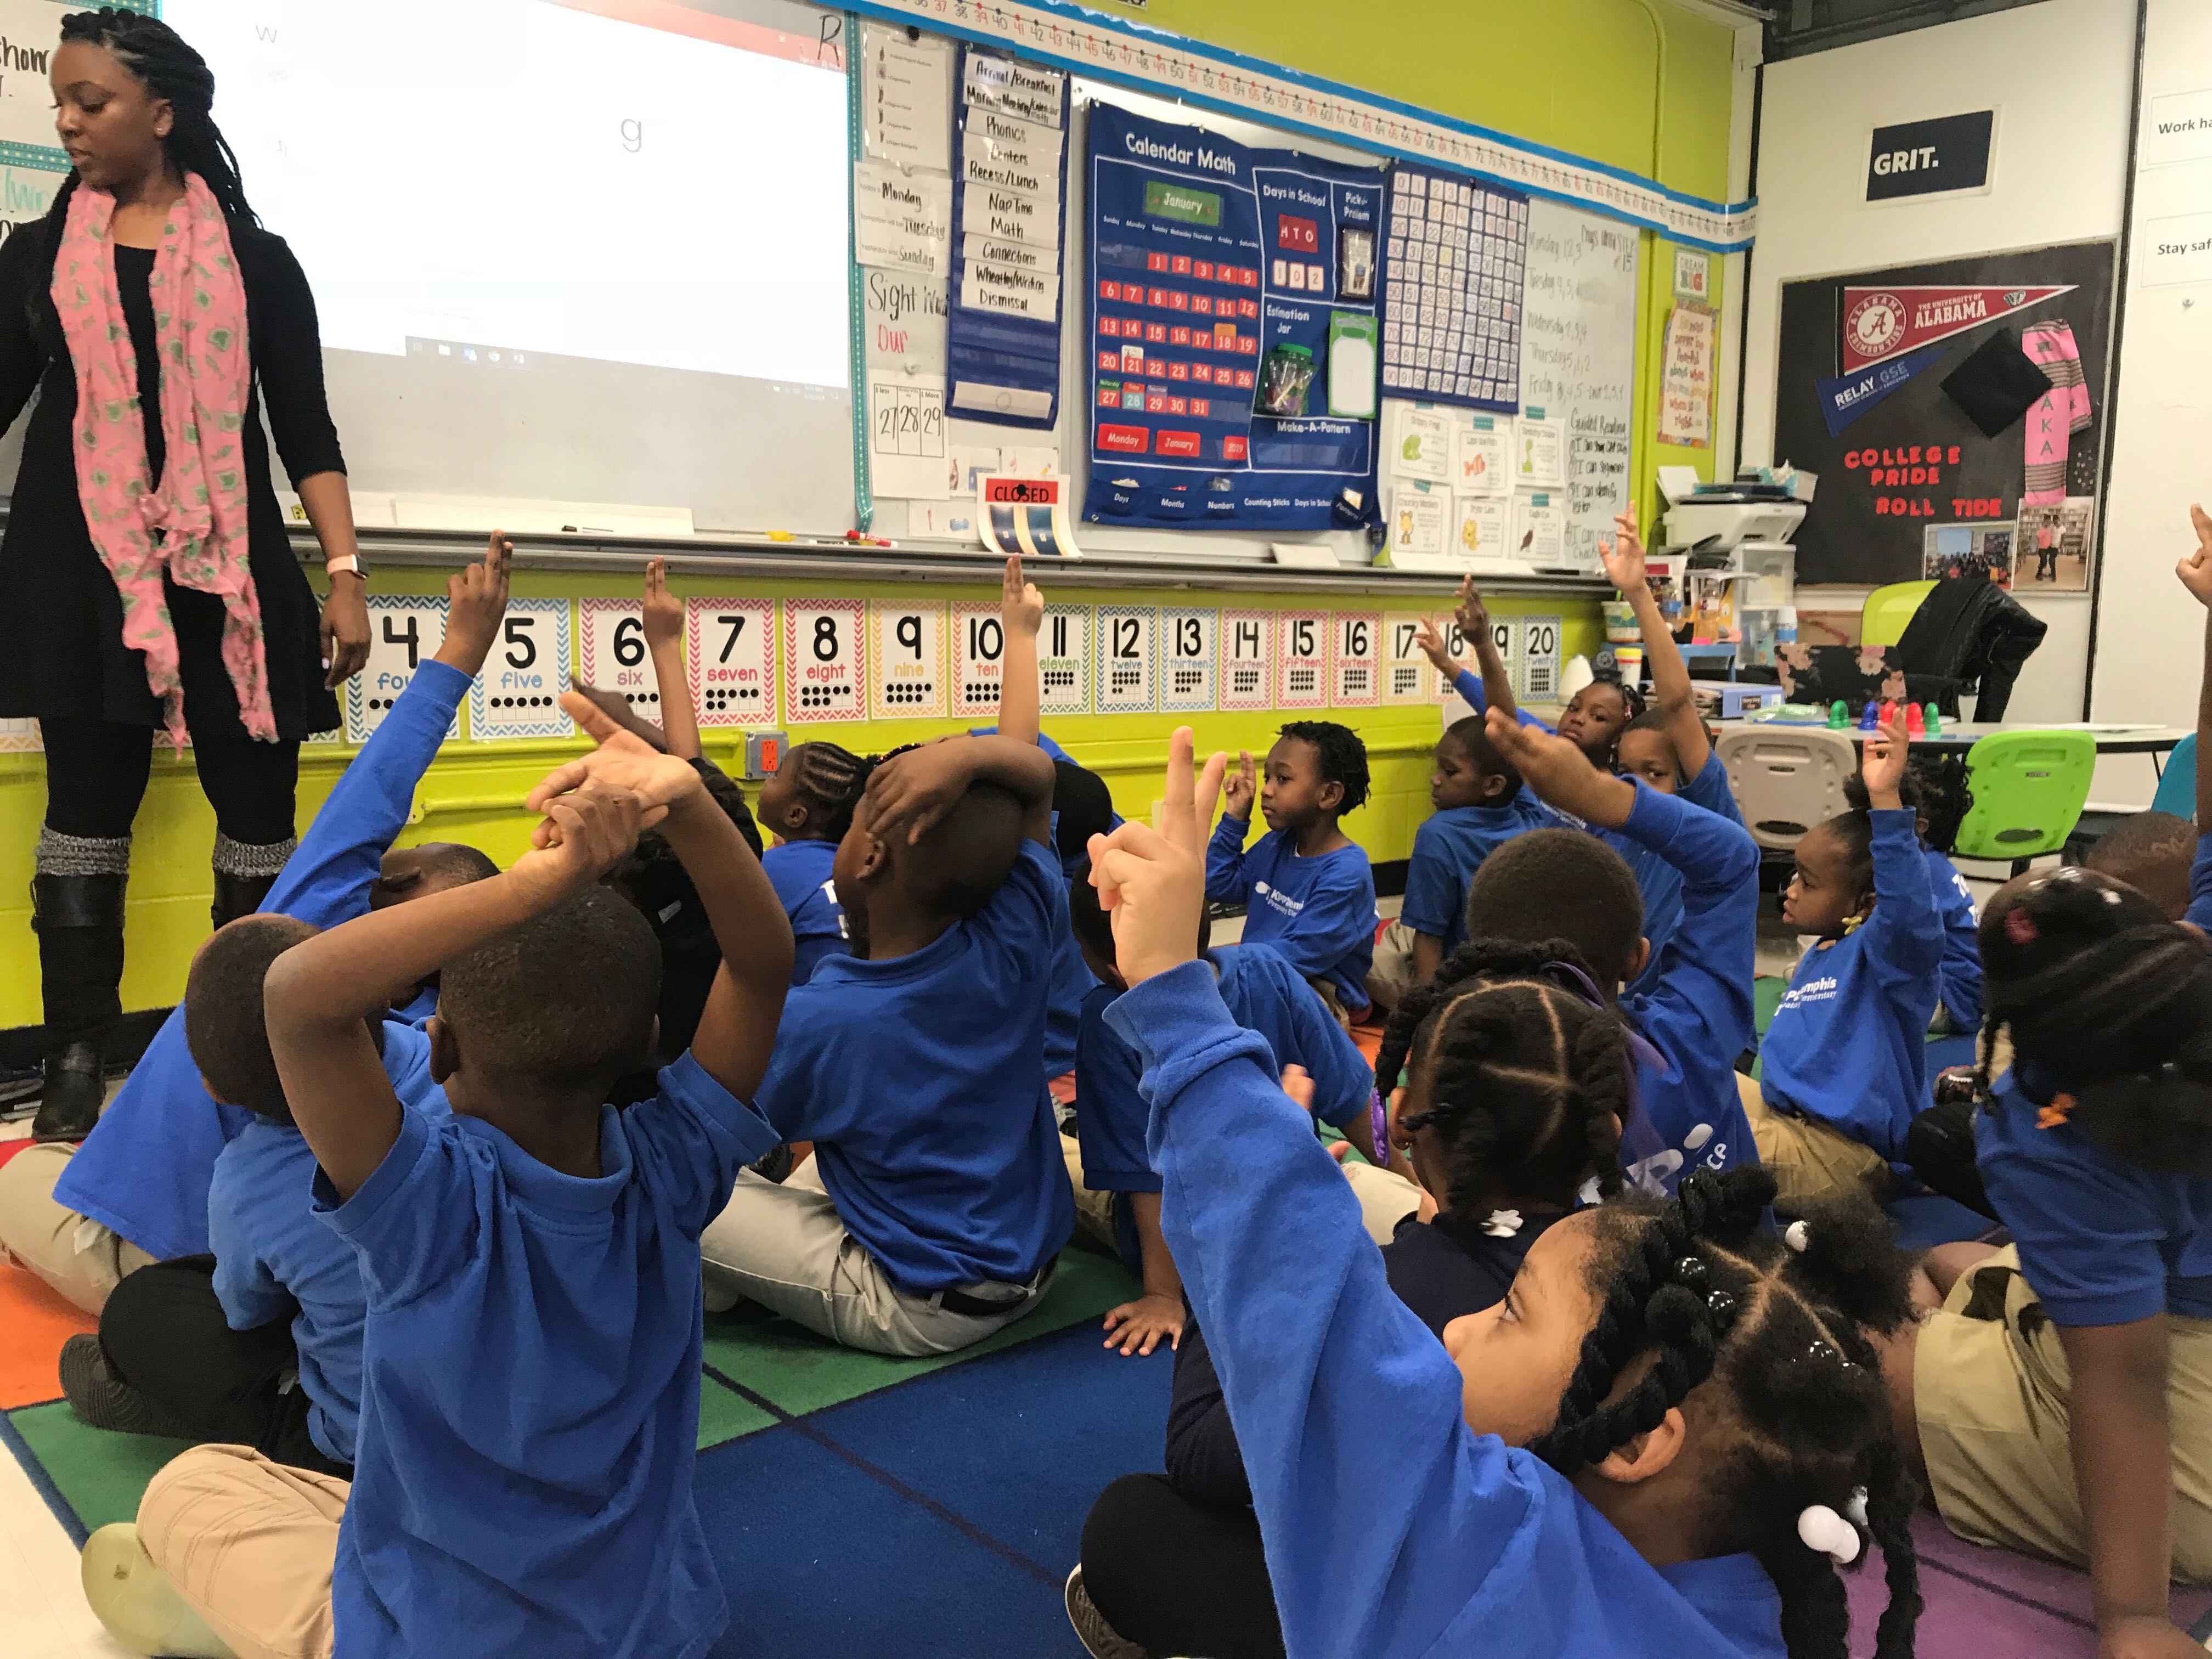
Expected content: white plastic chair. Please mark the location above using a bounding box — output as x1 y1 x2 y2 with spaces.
1715 727 1860 855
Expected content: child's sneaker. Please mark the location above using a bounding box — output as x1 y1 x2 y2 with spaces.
1064 1565 1149 1659
81 1522 236 1658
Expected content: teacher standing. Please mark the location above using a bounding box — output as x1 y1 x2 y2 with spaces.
0 9 368 1141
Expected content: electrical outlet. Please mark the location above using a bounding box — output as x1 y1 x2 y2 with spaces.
743 730 788 782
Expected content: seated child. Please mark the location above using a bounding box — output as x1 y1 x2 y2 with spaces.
756 740 869 983
1888 864 2212 1647
1846 770 1982 1031
1066 877 1378 1357
0 536 512 1316
1751 710 1940 1206
2083 809 2197 921
1422 575 1644 768
1476 715 1762 1194
81 695 793 1659
1206 720 1378 1022
1367 712 1550 1009
1065 732 1922 1659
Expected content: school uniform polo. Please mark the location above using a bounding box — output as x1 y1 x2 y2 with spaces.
1402 795 1557 956
1109 964 1787 1658
57 660 471 1261
319 1056 777 1659
1927 847 1983 1029
1205 820 1377 1013
1618 753 1741 1002
753 837 1074 1294
762 838 849 984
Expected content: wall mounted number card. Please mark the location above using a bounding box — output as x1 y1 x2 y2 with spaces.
1159 607 1218 713
1039 604 1091 716
1331 611 1381 707
784 600 867 724
1382 613 1434 706
686 599 775 728
469 600 574 742
950 600 1010 718
1519 614 1562 702
1277 610 1328 708
577 600 663 727
1219 609 1274 710
1093 606 1156 713
346 597 455 744
1452 615 1520 704
871 601 947 719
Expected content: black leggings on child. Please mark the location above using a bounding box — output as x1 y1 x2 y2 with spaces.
1080 1474 1283 1659
99 1256 351 1479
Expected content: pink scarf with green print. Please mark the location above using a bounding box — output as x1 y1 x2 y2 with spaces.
52 172 272 747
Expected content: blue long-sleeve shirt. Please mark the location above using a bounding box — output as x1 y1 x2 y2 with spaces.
1760 810 1943 1161
1618 756 1741 1004
56 661 470 1261
1614 783 1762 1194
1108 965 1786 1659
1451 667 1554 731
1206 816 1376 1013
1926 847 1982 1029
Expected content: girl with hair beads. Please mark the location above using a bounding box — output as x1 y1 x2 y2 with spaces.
1068 732 1922 1659
755 740 872 984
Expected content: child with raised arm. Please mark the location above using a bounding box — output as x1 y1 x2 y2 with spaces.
1206 721 1378 1023
80 696 792 1659
1065 732 1921 1659
1421 577 1644 767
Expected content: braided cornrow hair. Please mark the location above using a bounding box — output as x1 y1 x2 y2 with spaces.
787 741 878 842
1533 1169 1922 1659
1374 938 1632 1221
52 10 257 228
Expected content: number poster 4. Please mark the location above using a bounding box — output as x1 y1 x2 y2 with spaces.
1159 607 1218 713
872 601 947 719
1094 606 1157 713
784 600 868 725
686 599 775 727
346 597 455 744
1039 604 1091 715
470 600 574 741
1277 610 1328 708
1331 611 1380 707
1219 608 1274 710
577 600 663 727
951 600 1012 718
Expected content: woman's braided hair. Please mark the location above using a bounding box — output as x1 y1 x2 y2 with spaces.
1374 939 1632 1221
52 10 257 225
1534 1167 1922 1659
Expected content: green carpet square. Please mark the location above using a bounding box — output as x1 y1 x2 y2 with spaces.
697 1373 780 1449
9 1402 191 1532
702 1249 1137 1419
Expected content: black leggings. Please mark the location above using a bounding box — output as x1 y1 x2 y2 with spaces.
99 1256 351 1479
1080 1474 1284 1659
42 715 298 847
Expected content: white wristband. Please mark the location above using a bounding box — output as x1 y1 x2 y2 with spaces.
325 555 363 580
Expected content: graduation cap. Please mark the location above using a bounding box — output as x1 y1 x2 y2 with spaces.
1940 328 2052 438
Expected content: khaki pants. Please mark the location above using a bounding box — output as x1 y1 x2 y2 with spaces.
1365 919 1421 1014
699 1156 1052 1358
138 1444 342 1659
1916 1247 2212 1580
1060 1134 1121 1256
1736 1074 1891 1206
0 1142 155 1314
1342 1159 1422 1245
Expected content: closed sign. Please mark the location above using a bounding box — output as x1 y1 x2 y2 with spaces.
1866 111 1994 202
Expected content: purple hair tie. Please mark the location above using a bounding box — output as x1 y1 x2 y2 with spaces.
1368 1088 1389 1165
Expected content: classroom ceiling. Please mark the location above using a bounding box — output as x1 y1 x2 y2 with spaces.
1764 0 2052 58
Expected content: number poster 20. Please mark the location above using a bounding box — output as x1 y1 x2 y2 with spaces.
686 599 775 727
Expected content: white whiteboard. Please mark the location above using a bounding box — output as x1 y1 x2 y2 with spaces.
1520 201 1639 569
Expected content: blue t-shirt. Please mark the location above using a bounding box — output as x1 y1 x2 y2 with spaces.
1402 795 1556 956
1617 754 1739 1002
1759 810 1942 1160
761 838 848 985
755 837 1074 1294
1977 1070 2212 1326
318 1056 776 1659
1205 819 1377 1013
1927 847 1982 1029
1109 964 1786 1659
206 1025 443 1468
57 661 471 1261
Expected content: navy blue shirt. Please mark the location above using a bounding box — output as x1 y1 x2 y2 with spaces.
1402 795 1556 955
761 838 848 985
1206 819 1377 1012
319 1057 776 1659
755 837 1075 1294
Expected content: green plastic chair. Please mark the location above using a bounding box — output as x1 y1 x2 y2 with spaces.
1953 730 2097 874
1861 580 1936 648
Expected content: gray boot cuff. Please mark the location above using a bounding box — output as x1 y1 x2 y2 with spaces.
35 828 132 877
212 833 299 880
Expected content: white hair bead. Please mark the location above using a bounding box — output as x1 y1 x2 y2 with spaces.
1784 1220 1812 1254
1798 1504 1862 1565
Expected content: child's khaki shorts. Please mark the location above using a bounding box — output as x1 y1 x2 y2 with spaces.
1915 1246 2212 1581
1734 1074 1891 1206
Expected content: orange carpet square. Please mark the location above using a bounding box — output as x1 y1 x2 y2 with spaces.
0 1262 94 1409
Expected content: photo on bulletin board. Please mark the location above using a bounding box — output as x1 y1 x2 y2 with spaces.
1771 239 2115 587
1920 523 2016 588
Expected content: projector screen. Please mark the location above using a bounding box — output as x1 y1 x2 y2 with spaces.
165 0 856 533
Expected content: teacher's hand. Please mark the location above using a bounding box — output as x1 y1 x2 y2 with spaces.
321 577 370 687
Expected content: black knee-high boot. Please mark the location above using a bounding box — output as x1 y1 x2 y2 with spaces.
209 833 295 929
32 868 128 1143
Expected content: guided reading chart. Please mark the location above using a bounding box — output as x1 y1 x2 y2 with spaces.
1331 612 1381 707
685 599 775 729
950 600 1011 718
1519 615 1562 702
1094 606 1156 713
577 600 662 725
346 597 455 744
1382 613 1434 705
1219 609 1274 710
1277 611 1329 709
871 600 946 720
1159 607 1218 713
1039 604 1091 716
470 600 574 742
784 600 867 725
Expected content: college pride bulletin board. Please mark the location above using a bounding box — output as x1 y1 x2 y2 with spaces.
1082 103 1387 532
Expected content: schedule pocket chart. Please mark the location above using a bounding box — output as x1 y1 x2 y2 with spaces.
1381 162 1528 412
577 599 662 727
687 599 776 727
470 599 574 742
346 597 456 744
